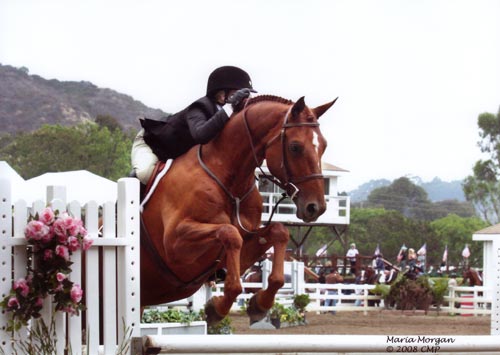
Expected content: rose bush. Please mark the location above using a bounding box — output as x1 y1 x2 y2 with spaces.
1 207 93 331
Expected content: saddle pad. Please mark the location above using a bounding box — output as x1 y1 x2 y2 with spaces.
140 160 172 211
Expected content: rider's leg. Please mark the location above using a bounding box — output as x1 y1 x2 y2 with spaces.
131 129 158 185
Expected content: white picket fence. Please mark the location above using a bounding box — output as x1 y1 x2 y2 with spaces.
0 178 141 355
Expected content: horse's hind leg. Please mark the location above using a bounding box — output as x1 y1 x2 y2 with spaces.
243 223 290 324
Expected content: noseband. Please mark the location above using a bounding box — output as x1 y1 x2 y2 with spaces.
244 105 324 200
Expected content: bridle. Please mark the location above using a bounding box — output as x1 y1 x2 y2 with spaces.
244 104 324 200
198 100 324 232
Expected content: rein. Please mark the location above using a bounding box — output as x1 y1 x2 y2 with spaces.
198 99 325 232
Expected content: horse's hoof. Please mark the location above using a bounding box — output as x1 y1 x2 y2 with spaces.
246 294 269 324
204 299 224 326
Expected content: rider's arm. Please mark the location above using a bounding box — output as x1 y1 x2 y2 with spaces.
185 105 230 144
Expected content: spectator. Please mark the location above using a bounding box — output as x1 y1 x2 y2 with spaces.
346 243 359 275
407 248 417 271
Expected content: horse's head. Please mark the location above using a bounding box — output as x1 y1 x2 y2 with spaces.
265 96 337 222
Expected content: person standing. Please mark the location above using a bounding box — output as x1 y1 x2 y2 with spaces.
346 243 359 275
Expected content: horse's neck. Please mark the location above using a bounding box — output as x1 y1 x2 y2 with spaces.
204 102 287 190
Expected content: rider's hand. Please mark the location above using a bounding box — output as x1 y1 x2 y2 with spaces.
226 88 257 107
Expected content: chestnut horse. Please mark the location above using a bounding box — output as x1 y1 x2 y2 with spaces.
461 268 483 286
140 95 336 325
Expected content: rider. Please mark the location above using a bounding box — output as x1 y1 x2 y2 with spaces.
131 66 256 185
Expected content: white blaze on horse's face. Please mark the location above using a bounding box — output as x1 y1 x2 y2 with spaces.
312 131 320 154
311 131 321 169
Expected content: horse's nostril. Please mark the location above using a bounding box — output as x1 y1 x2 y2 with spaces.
306 203 318 215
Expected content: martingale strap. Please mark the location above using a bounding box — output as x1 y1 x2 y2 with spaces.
197 146 257 234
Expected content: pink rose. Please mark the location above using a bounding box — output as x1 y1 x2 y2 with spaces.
55 245 69 261
70 284 83 303
7 297 20 309
56 272 66 282
39 207 55 225
79 225 88 237
68 219 83 237
13 278 30 297
25 220 50 241
67 236 80 252
53 219 67 240
82 236 93 251
35 297 44 307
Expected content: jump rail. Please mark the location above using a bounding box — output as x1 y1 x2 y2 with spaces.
144 334 500 354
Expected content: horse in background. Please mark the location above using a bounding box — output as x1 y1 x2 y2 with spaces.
461 267 483 286
242 260 292 294
140 95 337 326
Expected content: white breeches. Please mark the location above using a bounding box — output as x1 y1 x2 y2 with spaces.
131 129 158 185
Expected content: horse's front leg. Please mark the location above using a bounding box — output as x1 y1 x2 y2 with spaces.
174 221 243 326
241 222 290 323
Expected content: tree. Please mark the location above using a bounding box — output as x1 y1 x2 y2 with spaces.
367 177 433 220
430 214 487 268
347 208 436 264
0 123 132 181
95 114 123 132
463 107 500 224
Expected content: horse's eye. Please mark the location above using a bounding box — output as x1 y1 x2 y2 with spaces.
289 143 303 154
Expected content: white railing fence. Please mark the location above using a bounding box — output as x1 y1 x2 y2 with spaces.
0 178 140 355
172 260 493 317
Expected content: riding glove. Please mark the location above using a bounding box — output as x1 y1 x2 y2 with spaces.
226 88 257 107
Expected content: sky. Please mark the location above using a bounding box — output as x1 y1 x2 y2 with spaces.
1 0 499 192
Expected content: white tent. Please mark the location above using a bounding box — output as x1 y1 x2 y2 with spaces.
1 162 118 205
24 170 117 205
0 161 26 201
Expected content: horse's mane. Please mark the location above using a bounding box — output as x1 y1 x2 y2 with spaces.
233 95 294 113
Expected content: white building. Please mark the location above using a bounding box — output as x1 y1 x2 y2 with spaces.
257 161 350 226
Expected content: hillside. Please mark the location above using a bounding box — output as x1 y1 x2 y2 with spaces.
0 64 168 133
348 177 466 203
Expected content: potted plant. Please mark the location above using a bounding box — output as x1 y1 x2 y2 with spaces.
293 294 310 322
141 308 207 335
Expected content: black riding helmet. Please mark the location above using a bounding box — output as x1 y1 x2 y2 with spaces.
206 66 253 96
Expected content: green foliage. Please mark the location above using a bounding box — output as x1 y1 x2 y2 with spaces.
430 214 487 266
293 294 310 313
0 122 132 181
142 308 204 325
207 316 234 334
463 107 500 223
429 278 449 311
366 177 475 221
368 177 431 220
270 300 306 325
95 114 123 132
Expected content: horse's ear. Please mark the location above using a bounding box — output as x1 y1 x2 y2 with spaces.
291 96 306 118
313 97 338 120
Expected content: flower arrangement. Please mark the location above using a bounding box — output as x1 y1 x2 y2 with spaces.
1 207 93 331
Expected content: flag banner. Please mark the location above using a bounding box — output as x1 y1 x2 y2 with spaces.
316 244 328 257
462 244 470 259
442 246 448 263
374 244 380 256
417 243 426 256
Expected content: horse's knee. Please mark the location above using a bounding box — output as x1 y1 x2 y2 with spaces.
267 223 290 243
216 225 243 249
